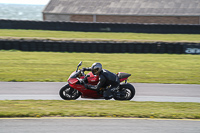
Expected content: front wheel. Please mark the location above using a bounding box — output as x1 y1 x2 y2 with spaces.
59 84 81 100
113 83 135 100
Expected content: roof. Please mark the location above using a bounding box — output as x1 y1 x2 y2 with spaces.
43 0 200 16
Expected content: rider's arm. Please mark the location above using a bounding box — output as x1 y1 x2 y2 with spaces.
82 67 92 71
85 75 106 91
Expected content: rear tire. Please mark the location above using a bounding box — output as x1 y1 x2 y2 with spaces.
113 83 135 100
59 84 81 100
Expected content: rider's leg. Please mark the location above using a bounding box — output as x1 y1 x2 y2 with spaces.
104 77 120 99
103 85 119 99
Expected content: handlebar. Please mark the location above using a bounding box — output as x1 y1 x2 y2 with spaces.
76 69 89 84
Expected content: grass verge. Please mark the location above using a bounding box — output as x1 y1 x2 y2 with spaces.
0 29 200 42
0 51 200 84
0 100 200 119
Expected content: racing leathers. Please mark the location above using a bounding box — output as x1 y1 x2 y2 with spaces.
83 67 120 99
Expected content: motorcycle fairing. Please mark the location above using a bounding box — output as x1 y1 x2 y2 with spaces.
68 75 103 99
68 78 79 84
87 72 99 85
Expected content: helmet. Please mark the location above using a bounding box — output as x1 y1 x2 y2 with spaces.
91 63 102 75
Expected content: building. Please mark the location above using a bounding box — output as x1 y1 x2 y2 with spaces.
43 0 200 24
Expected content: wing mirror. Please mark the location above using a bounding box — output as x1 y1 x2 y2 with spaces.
76 61 82 72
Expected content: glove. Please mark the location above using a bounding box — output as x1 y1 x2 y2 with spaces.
81 67 86 71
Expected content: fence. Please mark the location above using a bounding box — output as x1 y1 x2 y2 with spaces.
0 19 200 34
0 39 199 54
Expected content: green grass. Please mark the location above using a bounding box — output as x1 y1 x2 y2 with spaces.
0 100 200 119
0 51 200 84
0 29 200 42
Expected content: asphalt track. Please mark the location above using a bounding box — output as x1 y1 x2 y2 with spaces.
0 82 200 102
1 117 200 133
1 82 200 132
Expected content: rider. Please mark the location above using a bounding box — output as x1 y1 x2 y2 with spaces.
82 62 120 99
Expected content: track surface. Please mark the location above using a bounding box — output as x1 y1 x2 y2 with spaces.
1 82 200 132
0 82 200 102
1 118 200 133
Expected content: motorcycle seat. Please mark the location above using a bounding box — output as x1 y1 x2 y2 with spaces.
117 72 131 79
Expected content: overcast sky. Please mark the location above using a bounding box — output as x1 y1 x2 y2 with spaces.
0 0 50 5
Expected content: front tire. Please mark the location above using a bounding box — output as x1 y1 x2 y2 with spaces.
113 83 135 100
59 84 81 100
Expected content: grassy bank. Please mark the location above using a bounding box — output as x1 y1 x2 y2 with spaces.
0 100 199 119
0 51 199 84
0 29 200 42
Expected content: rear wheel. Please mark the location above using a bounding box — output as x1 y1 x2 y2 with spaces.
113 83 135 100
59 84 81 100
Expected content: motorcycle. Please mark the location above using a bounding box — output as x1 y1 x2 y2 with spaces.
59 61 135 100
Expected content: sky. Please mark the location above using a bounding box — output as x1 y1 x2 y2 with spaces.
0 0 50 5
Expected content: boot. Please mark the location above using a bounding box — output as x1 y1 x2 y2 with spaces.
103 89 113 100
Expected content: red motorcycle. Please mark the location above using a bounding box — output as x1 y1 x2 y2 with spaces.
59 61 135 100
